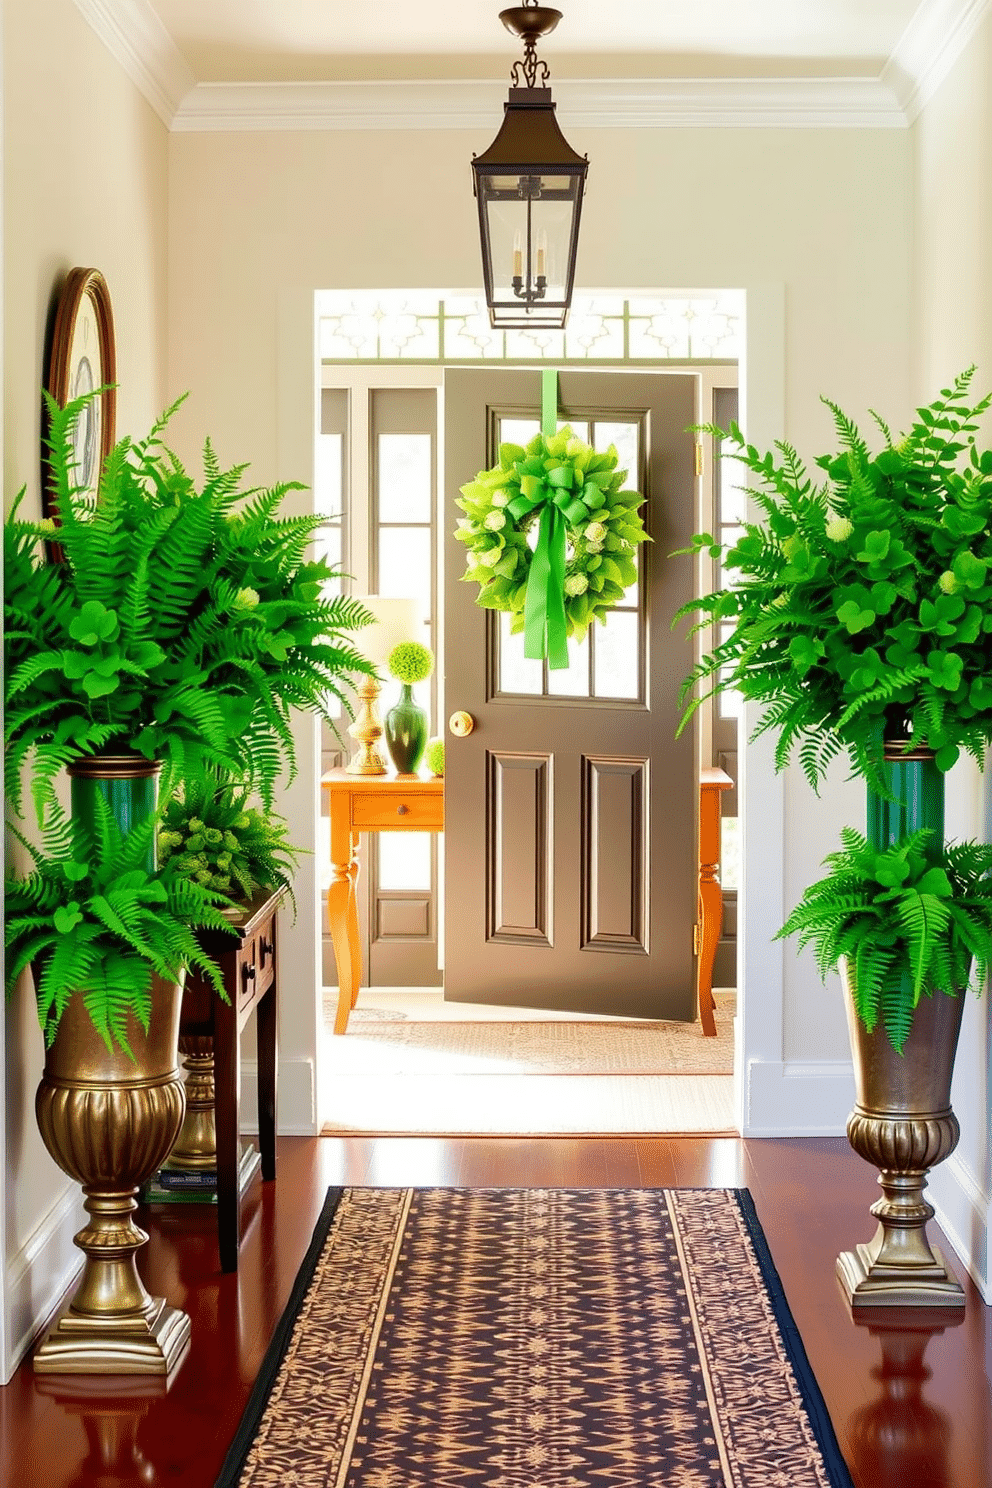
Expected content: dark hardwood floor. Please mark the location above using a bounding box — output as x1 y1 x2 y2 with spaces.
1 1135 989 1487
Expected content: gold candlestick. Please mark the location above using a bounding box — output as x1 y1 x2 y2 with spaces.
347 674 388 774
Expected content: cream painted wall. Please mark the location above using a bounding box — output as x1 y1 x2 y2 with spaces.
2 0 169 1373
913 8 992 1299
168 122 913 1087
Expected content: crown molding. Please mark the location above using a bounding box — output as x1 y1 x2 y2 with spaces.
172 76 906 132
72 0 194 125
73 0 990 133
884 0 992 121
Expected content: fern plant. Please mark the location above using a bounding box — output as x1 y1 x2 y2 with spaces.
159 769 301 912
674 368 992 792
777 827 992 1052
4 390 376 821
4 797 234 1056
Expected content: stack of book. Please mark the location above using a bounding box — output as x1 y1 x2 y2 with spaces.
145 1167 218 1204
142 1144 261 1204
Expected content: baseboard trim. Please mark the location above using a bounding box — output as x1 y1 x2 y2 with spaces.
3 1183 85 1383
744 1059 855 1137
239 1058 316 1136
928 1152 992 1304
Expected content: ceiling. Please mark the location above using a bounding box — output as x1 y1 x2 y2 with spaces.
151 0 925 84
74 0 988 129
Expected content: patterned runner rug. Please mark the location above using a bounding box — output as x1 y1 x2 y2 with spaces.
216 1187 853 1488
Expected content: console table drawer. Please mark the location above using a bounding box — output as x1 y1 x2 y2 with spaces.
352 793 443 830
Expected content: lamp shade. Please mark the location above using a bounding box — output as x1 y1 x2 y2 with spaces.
352 596 427 673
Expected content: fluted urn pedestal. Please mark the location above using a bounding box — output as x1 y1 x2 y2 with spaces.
33 978 190 1374
837 963 965 1310
164 1034 217 1172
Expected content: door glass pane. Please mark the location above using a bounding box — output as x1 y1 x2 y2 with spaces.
593 420 639 483
498 612 543 695
314 524 342 578
720 450 748 525
314 433 343 518
499 417 540 450
718 682 743 719
378 527 432 612
547 632 590 697
378 833 432 891
593 609 640 699
378 433 431 523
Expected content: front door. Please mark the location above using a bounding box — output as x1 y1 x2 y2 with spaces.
443 368 698 1019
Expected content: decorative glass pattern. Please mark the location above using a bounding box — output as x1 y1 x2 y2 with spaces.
317 291 742 364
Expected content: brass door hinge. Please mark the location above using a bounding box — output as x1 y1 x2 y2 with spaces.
694 442 704 478
692 923 700 956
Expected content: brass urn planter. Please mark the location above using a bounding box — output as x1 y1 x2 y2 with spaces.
837 961 965 1310
33 974 190 1374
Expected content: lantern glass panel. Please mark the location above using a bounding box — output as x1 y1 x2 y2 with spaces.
479 171 581 328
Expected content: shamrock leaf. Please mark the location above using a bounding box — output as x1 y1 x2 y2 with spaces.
869 581 898 614
62 651 91 680
837 600 875 634
927 650 964 690
952 550 988 590
875 855 911 888
916 868 953 898
81 670 121 698
130 641 166 670
68 600 120 646
850 648 886 690
53 903 84 934
919 595 964 636
62 860 90 882
856 530 890 565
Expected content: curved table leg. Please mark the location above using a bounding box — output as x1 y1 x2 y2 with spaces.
696 875 720 1038
329 800 361 1034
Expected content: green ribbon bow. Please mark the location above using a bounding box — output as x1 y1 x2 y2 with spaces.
510 370 604 670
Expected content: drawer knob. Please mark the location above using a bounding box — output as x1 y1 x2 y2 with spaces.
241 963 256 989
396 804 409 815
260 937 274 966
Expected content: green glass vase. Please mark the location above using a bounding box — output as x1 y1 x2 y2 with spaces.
866 740 944 858
384 684 428 775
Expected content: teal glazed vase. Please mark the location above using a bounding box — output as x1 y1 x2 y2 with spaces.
384 684 428 775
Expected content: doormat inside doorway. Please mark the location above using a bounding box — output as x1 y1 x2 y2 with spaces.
321 1000 735 1134
216 1186 853 1488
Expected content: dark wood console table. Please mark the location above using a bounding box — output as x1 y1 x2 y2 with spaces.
175 888 282 1271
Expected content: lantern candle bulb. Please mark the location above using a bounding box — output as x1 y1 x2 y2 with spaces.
536 232 547 278
512 232 523 279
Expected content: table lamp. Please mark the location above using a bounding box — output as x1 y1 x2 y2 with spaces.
347 596 426 774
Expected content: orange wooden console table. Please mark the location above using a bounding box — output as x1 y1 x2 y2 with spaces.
697 767 734 1037
322 769 444 1035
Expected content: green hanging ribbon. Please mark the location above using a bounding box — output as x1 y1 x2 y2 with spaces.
517 369 600 670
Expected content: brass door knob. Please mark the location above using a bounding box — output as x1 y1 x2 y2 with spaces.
449 710 476 737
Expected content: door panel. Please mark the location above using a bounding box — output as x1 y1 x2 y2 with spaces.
487 752 553 944
444 368 697 1019
581 756 649 952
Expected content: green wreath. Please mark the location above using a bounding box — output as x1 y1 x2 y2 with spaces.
455 426 649 666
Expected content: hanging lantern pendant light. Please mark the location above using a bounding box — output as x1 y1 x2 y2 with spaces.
473 2 589 330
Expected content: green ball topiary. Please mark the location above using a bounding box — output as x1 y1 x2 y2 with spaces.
425 736 445 777
387 641 434 684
